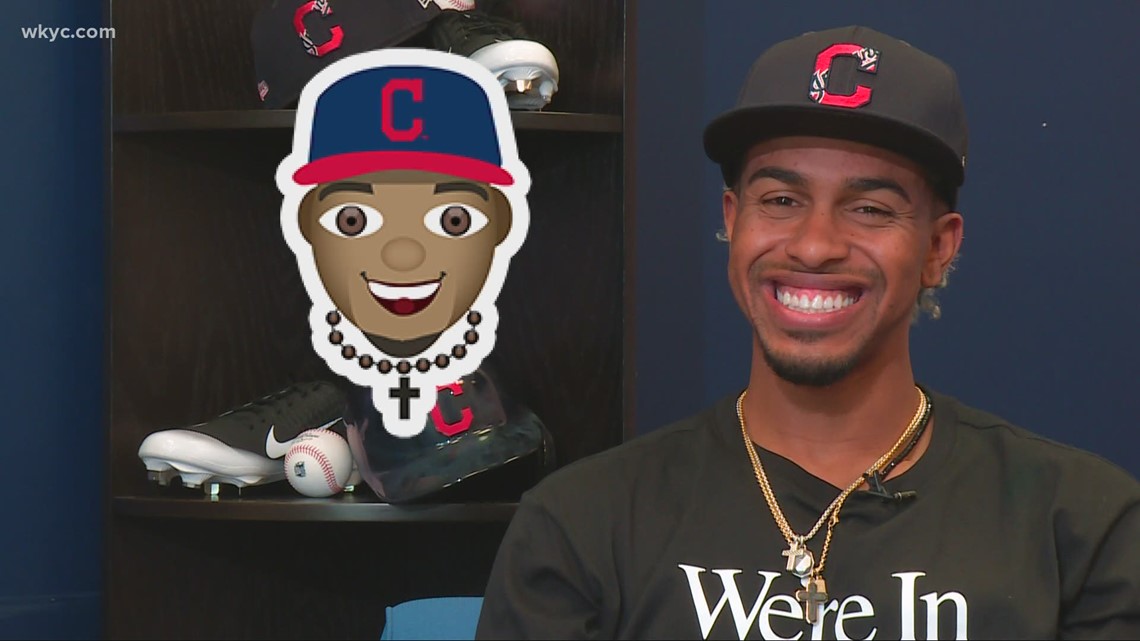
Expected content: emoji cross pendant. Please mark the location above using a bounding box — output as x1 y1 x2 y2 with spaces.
389 376 420 419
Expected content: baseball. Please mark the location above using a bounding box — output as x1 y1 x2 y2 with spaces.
284 429 354 497
431 0 476 10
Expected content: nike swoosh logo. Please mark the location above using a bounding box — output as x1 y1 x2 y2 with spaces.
264 418 340 459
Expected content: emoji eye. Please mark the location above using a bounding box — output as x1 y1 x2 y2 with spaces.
424 204 489 238
318 203 383 238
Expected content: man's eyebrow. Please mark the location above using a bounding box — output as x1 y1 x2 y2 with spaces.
434 181 488 201
845 177 912 204
745 166 807 188
318 181 373 200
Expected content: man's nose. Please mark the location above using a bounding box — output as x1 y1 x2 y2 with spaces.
381 237 426 272
783 207 850 269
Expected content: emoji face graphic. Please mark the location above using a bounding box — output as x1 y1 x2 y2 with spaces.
298 170 513 356
277 49 531 438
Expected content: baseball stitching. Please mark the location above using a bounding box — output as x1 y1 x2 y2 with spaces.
285 443 342 492
438 0 475 10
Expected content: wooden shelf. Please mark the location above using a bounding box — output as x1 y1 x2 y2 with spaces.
113 494 518 523
113 110 622 133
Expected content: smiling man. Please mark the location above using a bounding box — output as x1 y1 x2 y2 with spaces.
477 26 1140 640
724 139 960 395
278 50 530 437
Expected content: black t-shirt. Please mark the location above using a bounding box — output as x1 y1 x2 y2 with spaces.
476 389 1140 640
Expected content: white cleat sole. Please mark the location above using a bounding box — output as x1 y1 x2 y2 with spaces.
138 429 285 491
469 39 559 110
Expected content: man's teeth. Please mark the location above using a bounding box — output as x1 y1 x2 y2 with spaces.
368 280 440 301
776 288 857 314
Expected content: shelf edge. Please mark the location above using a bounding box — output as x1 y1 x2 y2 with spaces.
113 110 622 134
112 495 519 523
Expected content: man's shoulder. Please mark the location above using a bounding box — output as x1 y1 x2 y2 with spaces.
522 397 733 506
940 390 1140 492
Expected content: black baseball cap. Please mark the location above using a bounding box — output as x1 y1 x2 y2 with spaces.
703 25 968 207
251 0 444 109
342 367 555 503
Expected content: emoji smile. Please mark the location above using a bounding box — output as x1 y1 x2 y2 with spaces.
365 274 443 316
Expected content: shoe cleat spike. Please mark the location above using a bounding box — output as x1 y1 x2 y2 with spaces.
147 468 179 486
539 80 555 102
178 472 206 488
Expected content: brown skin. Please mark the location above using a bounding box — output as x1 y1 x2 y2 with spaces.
722 137 963 489
299 170 511 353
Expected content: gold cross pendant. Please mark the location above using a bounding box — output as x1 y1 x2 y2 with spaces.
795 576 828 624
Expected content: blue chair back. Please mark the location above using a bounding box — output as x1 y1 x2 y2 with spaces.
380 596 484 640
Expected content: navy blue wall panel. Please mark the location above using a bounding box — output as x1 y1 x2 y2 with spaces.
0 1 105 638
633 1 712 434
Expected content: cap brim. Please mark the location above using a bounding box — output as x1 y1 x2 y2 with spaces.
703 105 964 190
292 151 515 186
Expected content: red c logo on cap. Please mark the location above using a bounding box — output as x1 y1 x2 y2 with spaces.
809 43 880 109
294 0 343 57
381 78 424 142
431 382 474 437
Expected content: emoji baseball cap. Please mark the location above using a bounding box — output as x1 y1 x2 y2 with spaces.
703 25 968 205
251 0 443 110
289 62 516 186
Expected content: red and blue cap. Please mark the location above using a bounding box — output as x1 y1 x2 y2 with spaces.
292 64 515 186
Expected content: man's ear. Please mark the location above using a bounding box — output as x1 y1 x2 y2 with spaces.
722 187 740 243
923 211 964 288
492 189 512 245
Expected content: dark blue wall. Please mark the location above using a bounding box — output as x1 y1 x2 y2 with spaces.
0 1 105 638
633 1 709 440
636 2 1140 479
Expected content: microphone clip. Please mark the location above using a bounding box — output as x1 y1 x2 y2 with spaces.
863 471 918 503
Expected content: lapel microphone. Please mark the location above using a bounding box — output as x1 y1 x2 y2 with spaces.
863 388 931 503
863 471 919 502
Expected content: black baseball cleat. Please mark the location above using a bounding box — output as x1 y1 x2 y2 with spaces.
137 381 349 493
427 9 559 110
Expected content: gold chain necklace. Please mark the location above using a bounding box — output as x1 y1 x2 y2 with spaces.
736 386 929 624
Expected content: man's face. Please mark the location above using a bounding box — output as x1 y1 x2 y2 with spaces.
722 136 963 386
298 170 512 342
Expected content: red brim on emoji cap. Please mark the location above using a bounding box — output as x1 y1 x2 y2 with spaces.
292 150 514 186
